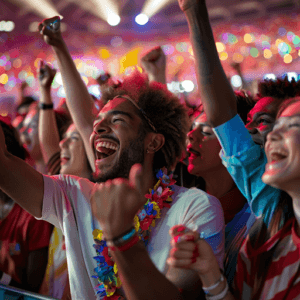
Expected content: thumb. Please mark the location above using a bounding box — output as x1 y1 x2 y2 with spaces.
39 60 44 69
129 163 144 199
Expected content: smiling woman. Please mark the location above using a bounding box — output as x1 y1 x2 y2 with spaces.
233 97 300 299
59 124 92 179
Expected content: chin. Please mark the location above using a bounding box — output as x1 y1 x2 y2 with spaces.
262 172 284 190
187 164 196 175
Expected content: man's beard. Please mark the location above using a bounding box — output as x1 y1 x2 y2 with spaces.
93 130 146 183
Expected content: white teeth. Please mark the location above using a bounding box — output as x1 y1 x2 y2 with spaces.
95 141 118 152
270 149 288 158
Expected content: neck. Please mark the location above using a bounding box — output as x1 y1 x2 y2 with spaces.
202 167 235 199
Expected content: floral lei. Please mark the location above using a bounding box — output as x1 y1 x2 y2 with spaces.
92 167 176 299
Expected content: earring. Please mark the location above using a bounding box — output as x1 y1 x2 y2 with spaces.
147 149 149 154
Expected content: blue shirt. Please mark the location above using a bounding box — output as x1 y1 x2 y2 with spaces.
213 114 280 225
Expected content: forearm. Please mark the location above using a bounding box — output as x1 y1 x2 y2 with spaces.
0 150 44 218
112 242 182 300
39 88 60 164
184 2 237 126
52 43 95 170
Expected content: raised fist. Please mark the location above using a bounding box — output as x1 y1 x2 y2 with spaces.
177 0 201 12
38 61 57 90
141 47 166 84
38 16 63 48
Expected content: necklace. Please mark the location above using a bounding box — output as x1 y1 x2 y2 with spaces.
92 167 176 299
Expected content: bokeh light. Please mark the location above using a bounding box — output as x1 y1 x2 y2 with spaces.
283 54 293 64
135 14 149 25
216 42 225 53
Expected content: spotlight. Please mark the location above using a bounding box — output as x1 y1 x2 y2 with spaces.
107 14 121 26
181 80 195 92
135 14 149 25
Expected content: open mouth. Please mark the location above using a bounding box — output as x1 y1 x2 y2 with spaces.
187 145 201 158
270 150 288 163
95 141 118 160
60 155 70 165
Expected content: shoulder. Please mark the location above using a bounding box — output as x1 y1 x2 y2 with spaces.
173 185 222 211
43 174 95 197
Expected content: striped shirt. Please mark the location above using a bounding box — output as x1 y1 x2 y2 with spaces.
234 218 300 300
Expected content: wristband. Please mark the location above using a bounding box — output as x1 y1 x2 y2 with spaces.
106 227 136 247
39 103 54 110
0 272 12 285
109 235 139 252
205 280 229 300
202 274 224 293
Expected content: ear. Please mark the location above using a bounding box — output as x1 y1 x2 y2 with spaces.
145 132 165 153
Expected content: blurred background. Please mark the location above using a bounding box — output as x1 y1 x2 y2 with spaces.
1 0 300 114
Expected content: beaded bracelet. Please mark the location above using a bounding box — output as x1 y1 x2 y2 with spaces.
109 235 139 252
106 227 136 247
202 274 224 294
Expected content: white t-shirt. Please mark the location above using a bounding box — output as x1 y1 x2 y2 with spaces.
40 174 225 300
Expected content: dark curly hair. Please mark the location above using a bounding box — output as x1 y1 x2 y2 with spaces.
257 76 300 101
0 119 26 160
190 90 255 125
101 70 190 171
235 90 255 124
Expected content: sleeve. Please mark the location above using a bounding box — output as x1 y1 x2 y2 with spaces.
213 114 280 225
27 218 53 252
37 175 72 231
183 190 225 270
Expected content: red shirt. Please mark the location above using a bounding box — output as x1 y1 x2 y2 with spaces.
0 203 53 283
234 218 300 299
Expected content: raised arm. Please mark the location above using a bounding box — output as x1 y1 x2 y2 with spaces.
0 125 44 218
179 0 236 127
38 61 61 165
167 227 236 300
141 46 167 84
38 17 96 171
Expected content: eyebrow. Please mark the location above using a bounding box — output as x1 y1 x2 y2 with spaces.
94 110 134 124
252 112 272 120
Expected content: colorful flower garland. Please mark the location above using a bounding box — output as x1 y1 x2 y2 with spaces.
92 167 176 299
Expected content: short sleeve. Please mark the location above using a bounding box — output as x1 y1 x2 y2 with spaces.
213 115 280 225
38 175 69 230
39 174 95 233
182 189 225 270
